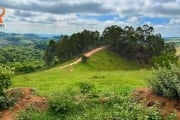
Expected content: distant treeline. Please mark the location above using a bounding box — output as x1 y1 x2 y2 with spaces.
44 24 177 66
44 30 101 65
0 47 44 73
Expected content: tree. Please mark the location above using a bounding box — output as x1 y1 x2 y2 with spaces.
55 30 100 64
102 25 123 47
44 40 57 65
0 66 14 110
101 24 176 65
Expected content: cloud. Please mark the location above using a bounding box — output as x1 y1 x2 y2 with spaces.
15 10 37 17
0 0 180 37
1 0 113 14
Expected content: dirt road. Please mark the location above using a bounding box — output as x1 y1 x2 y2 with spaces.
55 46 107 70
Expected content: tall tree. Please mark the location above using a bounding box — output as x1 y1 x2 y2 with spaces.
44 40 57 65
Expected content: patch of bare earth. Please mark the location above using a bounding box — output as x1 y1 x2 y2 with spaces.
0 88 48 120
132 88 180 119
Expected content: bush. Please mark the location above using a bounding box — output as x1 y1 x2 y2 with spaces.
0 66 14 110
49 92 83 117
16 107 55 120
17 89 176 120
151 52 178 68
147 64 180 98
81 55 88 63
0 88 22 110
79 82 95 94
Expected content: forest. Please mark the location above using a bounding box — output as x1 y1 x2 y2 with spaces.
45 24 178 67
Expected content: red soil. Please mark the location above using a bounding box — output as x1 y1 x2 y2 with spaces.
0 88 47 120
132 88 180 119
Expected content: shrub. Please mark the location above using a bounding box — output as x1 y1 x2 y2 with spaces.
49 92 83 117
17 89 176 120
16 106 55 120
0 66 14 110
151 52 178 68
81 55 88 63
147 64 180 98
79 82 95 94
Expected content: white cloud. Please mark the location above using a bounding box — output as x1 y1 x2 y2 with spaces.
0 0 180 36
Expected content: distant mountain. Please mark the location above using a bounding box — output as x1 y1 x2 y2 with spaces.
37 34 59 38
0 32 60 47
164 37 180 47
164 37 180 42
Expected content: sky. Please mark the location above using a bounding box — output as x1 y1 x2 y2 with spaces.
0 0 180 37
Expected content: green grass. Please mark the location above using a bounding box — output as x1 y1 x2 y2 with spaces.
12 49 150 96
177 47 180 56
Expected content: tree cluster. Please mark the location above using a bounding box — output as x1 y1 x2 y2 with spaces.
44 25 177 66
102 25 177 65
44 30 100 65
0 47 44 73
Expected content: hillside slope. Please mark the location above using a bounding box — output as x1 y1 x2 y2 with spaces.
12 49 150 96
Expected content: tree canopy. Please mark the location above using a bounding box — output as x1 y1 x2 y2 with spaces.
44 24 177 66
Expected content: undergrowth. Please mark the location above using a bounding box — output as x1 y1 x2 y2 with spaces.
16 83 176 120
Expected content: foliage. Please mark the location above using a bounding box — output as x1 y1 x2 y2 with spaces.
0 32 50 47
151 52 178 68
49 92 83 117
102 24 176 65
16 107 55 120
81 55 89 63
43 25 176 66
44 30 100 65
17 89 176 120
79 82 95 94
0 66 15 110
106 95 175 120
44 40 57 65
33 42 47 50
0 47 44 73
147 64 180 98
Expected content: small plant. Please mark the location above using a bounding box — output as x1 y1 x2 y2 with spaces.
79 82 95 94
16 106 55 120
81 55 88 63
49 92 83 117
147 64 180 98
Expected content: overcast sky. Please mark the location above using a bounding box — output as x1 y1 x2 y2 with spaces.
0 0 180 37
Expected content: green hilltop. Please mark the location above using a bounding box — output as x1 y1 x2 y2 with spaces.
12 49 149 96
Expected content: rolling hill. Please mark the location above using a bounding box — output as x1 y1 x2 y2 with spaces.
12 49 150 96
0 32 60 47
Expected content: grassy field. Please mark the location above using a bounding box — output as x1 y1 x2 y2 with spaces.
177 47 180 56
14 49 180 120
12 49 150 96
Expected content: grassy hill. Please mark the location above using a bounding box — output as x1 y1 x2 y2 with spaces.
177 47 180 56
0 32 60 47
12 49 150 96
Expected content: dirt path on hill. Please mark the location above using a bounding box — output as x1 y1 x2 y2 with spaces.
0 88 47 120
55 46 107 70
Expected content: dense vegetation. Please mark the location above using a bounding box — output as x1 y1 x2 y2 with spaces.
45 25 177 67
0 25 179 119
0 32 55 47
0 47 44 73
102 25 177 65
12 48 179 119
148 64 180 98
44 30 100 65
0 66 15 110
16 84 176 120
